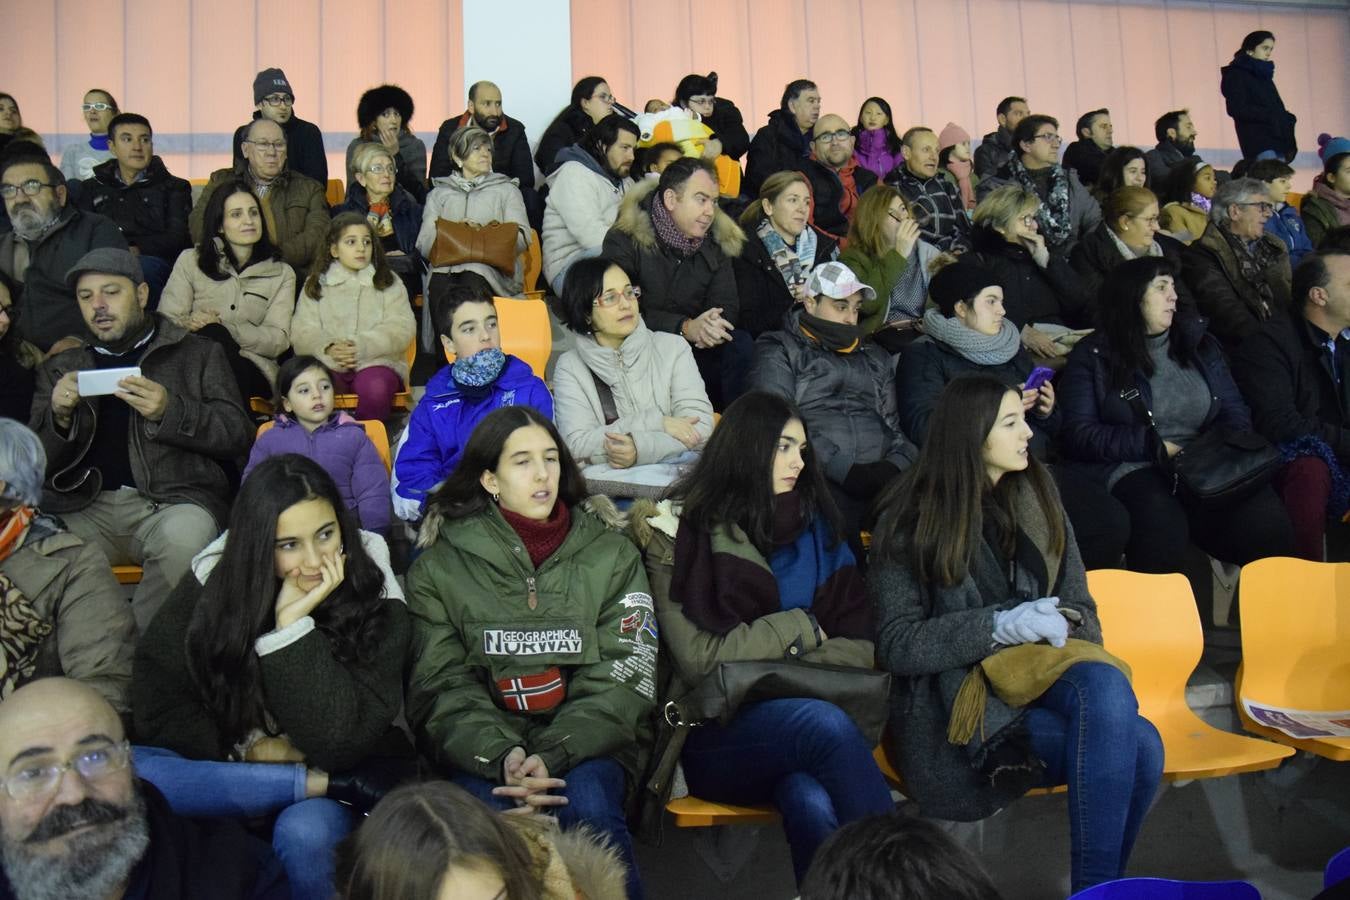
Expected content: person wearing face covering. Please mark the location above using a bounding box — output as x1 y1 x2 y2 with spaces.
748 261 916 540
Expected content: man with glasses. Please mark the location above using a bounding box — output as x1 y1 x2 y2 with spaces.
979 114 1101 255
191 118 329 271
0 155 128 353
0 677 288 899
76 114 192 306
801 114 877 242
886 126 972 252
430 81 540 227
229 67 328 186
1182 176 1292 348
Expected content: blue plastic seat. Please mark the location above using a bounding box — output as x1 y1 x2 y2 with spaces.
1328 846 1350 889
1069 877 1261 899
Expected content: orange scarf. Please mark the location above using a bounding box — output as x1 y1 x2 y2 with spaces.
0 506 33 564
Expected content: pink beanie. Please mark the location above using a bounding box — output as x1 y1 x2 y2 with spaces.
938 122 971 150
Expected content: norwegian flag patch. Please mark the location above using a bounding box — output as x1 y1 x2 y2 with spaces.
494 666 566 713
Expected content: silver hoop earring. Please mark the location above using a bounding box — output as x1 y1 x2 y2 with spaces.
490 491 499 504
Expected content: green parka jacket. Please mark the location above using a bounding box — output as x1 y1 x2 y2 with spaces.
406 498 656 785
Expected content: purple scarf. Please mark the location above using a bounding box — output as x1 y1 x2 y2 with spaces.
650 194 705 256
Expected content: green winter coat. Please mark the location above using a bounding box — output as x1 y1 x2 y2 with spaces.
1300 193 1341 249
839 244 908 335
406 499 656 785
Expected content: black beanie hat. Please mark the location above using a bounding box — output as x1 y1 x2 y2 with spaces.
253 68 293 105
928 261 1003 314
357 85 415 130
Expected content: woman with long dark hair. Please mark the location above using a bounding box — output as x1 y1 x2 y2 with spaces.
406 406 653 899
1220 30 1297 163
852 96 904 181
335 781 627 900
869 373 1162 892
1091 145 1149 203
1058 256 1294 575
132 454 411 900
641 391 893 886
160 179 294 398
535 76 615 176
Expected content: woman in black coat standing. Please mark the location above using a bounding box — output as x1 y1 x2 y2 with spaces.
1220 30 1298 163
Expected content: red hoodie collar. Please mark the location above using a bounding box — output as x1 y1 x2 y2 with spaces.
457 110 507 136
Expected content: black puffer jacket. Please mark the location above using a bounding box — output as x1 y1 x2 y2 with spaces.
1058 314 1252 486
535 108 593 177
732 222 837 337
749 306 916 485
967 224 1093 329
1220 54 1297 161
0 205 129 351
1069 222 1194 315
744 110 812 198
600 179 746 334
78 157 192 260
706 97 750 161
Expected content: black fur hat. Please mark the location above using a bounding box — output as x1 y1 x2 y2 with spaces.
357 85 414 130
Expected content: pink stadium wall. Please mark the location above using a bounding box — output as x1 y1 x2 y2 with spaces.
3 0 1347 185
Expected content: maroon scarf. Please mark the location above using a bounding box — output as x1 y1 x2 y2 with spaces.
501 503 571 568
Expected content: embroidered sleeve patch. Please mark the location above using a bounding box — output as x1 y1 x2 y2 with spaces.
611 591 658 701
493 666 567 712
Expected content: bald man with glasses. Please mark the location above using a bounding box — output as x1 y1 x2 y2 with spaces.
0 678 287 899
800 113 878 242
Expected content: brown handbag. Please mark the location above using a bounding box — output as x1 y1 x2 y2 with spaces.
429 218 518 276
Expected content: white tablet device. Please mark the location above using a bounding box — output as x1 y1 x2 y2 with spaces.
77 367 141 397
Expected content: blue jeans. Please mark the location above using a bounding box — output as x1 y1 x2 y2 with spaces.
680 698 896 885
453 756 644 900
133 746 354 900
1022 662 1164 892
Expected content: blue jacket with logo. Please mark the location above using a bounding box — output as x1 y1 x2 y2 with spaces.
1264 202 1314 269
392 356 552 521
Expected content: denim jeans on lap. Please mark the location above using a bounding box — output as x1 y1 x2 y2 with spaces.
680 697 896 885
1022 662 1164 893
133 746 353 900
453 755 644 900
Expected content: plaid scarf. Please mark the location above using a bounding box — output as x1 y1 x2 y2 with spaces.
1220 227 1282 317
1008 156 1072 248
650 193 705 256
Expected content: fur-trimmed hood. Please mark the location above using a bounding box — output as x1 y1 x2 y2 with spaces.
507 816 628 900
611 178 745 259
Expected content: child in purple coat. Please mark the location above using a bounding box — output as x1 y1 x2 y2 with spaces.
243 355 392 533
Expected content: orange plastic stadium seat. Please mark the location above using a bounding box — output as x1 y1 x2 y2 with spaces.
442 297 551 379
326 179 345 206
1235 557 1350 761
1087 569 1294 779
522 229 543 298
112 565 143 585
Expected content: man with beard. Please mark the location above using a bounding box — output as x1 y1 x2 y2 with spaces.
0 678 287 900
30 248 252 631
1146 109 1199 186
800 113 877 242
429 80 541 229
0 156 128 354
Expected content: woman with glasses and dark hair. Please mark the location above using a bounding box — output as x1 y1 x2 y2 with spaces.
672 72 749 161
160 179 294 399
552 257 713 490
132 453 412 900
419 126 530 299
1071 186 1193 309
406 405 654 899
1180 177 1292 349
536 76 616 177
1059 256 1293 575
59 88 118 181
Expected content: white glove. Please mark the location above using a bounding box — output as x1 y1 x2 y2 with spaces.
992 597 1068 648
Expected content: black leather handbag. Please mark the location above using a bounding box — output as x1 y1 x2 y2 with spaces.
1122 388 1281 507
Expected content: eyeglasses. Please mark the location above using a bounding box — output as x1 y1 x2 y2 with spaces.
1019 214 1040 227
81 102 115 112
887 210 912 223
687 95 715 106
1032 133 1062 145
1130 214 1161 226
592 92 614 104
2 741 131 801
1237 201 1275 215
0 180 55 199
261 94 294 107
246 140 287 154
366 163 397 175
814 130 852 144
594 286 641 308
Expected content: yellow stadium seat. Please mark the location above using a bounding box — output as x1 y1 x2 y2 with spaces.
1286 192 1304 212
442 297 551 379
667 796 779 827
1235 558 1350 761
1087 569 1294 779
326 178 345 206
112 565 142 584
523 229 543 298
255 418 391 474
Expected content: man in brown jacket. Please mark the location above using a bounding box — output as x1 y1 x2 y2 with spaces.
189 118 329 271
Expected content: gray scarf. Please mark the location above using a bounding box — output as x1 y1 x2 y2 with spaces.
922 308 1021 365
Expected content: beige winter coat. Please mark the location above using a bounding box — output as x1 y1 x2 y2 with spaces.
158 245 296 388
290 262 415 382
416 171 529 297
